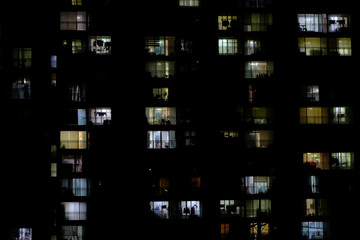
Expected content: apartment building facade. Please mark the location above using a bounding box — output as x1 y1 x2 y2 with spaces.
2 0 358 239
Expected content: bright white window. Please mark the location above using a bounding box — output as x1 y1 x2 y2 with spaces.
149 201 169 219
181 200 201 217
89 107 111 125
245 176 271 194
61 202 87 220
245 61 274 78
147 131 176 149
218 38 238 55
89 36 111 54
62 178 89 196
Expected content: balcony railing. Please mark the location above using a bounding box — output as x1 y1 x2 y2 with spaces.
60 140 87 149
147 116 177 125
64 212 87 221
148 140 176 149
245 70 274 79
245 139 274 148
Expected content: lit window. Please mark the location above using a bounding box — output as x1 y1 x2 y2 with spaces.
331 152 354 169
179 0 199 7
51 163 57 177
145 60 176 78
89 107 111 125
149 201 169 219
246 199 271 218
220 223 230 239
151 177 170 195
244 13 273 32
89 36 111 55
329 38 351 56
69 84 86 102
328 14 350 32
153 88 169 101
12 76 31 99
245 39 262 55
13 48 32 68
51 72 57 86
299 107 329 124
181 200 201 218
308 176 319 193
51 55 57 68
302 85 319 102
220 200 245 217
219 130 240 146
9 228 32 240
62 155 83 173
301 221 330 240
245 130 274 148
146 107 176 125
145 36 175 56
72 0 82 5
191 176 201 190
60 131 87 149
72 39 86 53
245 107 274 124
245 176 271 194
245 61 274 78
147 130 176 149
297 14 327 32
305 199 328 216
179 38 197 54
303 153 330 170
61 202 87 220
298 37 327 56
61 178 90 196
330 107 352 124
218 16 238 30
60 11 87 31
250 222 269 239
62 226 85 240
218 38 238 55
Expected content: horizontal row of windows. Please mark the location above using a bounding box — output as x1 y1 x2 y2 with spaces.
149 199 271 219
145 60 274 79
218 37 352 56
144 106 354 126
8 221 329 240
298 37 351 56
303 152 354 170
63 108 112 126
179 0 273 8
220 221 329 240
146 107 274 125
298 14 350 33
218 14 273 32
218 13 351 33
58 127 354 151
151 176 272 195
300 107 352 124
146 130 273 149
